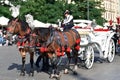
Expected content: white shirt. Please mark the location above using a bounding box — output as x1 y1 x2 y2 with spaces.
63 14 73 24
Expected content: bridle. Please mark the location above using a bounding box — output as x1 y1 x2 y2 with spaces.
8 18 19 34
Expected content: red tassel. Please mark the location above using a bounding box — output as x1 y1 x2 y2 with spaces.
44 47 48 52
57 48 61 52
57 52 61 57
66 47 71 53
40 47 45 53
75 45 80 51
57 52 64 57
61 52 64 56
76 39 80 44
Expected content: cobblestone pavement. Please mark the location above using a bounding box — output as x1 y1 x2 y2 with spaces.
0 46 120 80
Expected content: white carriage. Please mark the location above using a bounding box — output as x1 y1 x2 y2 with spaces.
74 20 115 69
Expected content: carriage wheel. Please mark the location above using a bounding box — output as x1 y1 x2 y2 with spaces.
107 39 115 63
84 45 94 69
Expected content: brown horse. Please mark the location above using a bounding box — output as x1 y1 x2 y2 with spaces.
31 26 80 79
7 18 35 76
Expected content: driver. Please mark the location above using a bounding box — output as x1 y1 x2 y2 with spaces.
62 10 74 31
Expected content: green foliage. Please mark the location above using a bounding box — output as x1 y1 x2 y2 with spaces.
0 0 106 25
0 5 11 18
19 0 46 20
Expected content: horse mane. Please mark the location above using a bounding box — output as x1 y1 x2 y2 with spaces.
35 28 50 37
33 27 51 43
9 18 30 32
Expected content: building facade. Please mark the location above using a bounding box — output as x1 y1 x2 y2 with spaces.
102 0 120 22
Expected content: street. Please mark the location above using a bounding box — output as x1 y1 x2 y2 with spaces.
0 45 120 80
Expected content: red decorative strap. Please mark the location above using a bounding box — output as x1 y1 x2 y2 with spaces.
75 45 80 51
66 47 71 53
76 38 80 44
94 28 109 31
17 41 21 46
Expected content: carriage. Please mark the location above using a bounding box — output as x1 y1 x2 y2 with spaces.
74 19 115 69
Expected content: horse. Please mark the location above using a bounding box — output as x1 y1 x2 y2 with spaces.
7 18 35 76
30 26 81 79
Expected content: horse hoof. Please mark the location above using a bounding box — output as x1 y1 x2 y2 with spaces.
29 70 34 76
55 74 61 78
64 69 69 74
20 72 25 76
29 72 34 77
36 68 41 73
54 74 61 80
49 74 54 79
64 71 69 74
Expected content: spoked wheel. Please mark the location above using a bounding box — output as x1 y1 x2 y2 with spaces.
107 39 115 63
84 45 94 69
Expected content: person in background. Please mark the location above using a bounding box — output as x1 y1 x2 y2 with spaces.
62 10 74 31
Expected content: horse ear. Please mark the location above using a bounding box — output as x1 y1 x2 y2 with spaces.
15 18 18 22
13 18 18 24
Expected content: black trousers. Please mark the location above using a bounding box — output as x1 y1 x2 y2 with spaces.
63 24 74 31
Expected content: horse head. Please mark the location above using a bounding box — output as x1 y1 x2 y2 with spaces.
7 18 19 34
7 18 31 36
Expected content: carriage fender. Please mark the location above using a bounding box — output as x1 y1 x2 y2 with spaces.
104 32 115 58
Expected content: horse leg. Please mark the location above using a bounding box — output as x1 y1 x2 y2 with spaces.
49 58 55 79
42 55 49 71
35 55 41 68
54 65 61 80
50 63 61 79
49 54 60 79
29 52 34 76
73 50 78 75
19 49 26 76
64 53 70 74
48 53 57 78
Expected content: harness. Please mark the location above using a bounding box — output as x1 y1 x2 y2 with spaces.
16 28 31 47
38 28 81 57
